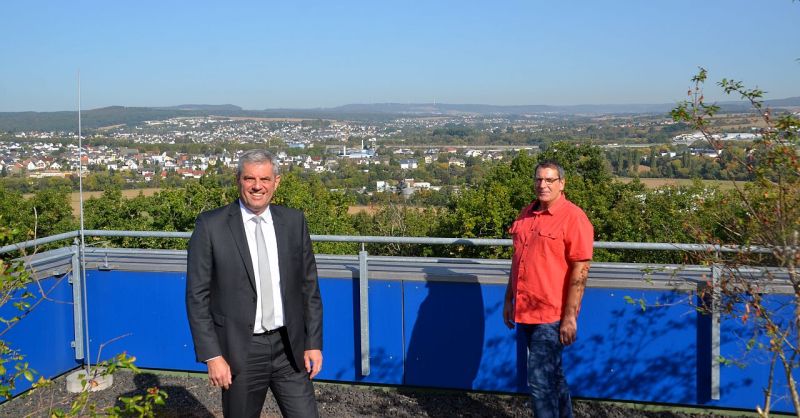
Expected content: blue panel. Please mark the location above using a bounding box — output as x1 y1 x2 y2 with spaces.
85 271 204 372
1 274 77 397
713 294 796 413
469 283 520 392
404 281 503 390
317 277 403 384
567 288 699 404
403 283 704 403
57 268 795 414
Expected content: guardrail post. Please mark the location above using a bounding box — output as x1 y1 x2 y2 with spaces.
710 264 721 400
70 238 85 360
358 243 370 376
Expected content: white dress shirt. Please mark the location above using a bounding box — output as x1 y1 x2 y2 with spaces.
240 201 285 333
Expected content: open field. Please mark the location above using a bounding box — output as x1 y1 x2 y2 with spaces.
23 188 163 217
348 205 381 215
222 116 311 122
68 188 161 215
96 124 126 131
615 177 742 190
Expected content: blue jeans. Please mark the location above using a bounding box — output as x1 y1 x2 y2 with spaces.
521 321 573 418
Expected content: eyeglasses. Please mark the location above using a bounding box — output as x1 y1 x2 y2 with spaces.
534 177 561 185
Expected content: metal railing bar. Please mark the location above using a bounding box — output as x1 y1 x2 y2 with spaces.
590 262 712 271
366 255 510 265
84 230 192 239
594 241 771 253
1 230 777 255
311 234 510 246
316 254 360 261
84 247 188 257
0 231 80 254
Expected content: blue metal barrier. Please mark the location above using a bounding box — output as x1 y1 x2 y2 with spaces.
0 274 78 396
79 269 796 412
0 232 794 413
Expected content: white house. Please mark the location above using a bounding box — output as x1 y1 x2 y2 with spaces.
465 149 483 158
399 159 418 170
448 158 466 168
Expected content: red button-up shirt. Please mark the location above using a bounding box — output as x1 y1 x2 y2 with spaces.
509 194 594 324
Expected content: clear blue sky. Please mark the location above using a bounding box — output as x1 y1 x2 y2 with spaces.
1 0 798 112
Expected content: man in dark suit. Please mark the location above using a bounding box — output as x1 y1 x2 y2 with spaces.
186 149 322 418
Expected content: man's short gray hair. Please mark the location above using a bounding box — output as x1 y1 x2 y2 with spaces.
237 149 281 177
535 160 565 180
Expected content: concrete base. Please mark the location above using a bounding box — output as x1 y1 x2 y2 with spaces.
65 367 113 393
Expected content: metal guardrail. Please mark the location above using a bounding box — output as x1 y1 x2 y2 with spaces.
0 229 777 255
0 229 783 398
0 230 82 254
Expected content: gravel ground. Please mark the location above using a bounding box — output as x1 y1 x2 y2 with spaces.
2 370 750 417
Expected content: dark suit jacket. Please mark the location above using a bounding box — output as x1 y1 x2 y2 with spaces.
185 201 323 374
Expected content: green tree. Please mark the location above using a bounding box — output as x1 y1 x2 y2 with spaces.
29 187 77 239
0 223 39 399
353 204 442 256
273 170 357 255
672 68 800 416
0 187 31 243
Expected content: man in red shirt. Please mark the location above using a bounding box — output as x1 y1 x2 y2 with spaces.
503 161 593 418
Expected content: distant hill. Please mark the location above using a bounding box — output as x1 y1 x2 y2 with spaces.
1 97 797 133
330 98 800 116
764 97 800 107
331 102 674 115
155 104 243 112
0 106 210 132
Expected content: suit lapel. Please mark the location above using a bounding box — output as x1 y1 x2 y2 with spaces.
227 200 257 292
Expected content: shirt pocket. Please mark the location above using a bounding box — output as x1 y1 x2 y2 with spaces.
535 229 565 256
537 230 558 240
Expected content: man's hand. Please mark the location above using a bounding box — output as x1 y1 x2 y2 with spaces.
560 316 578 346
503 297 515 329
304 349 323 379
207 356 232 389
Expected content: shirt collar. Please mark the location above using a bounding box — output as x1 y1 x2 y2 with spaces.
530 193 566 215
239 199 273 223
